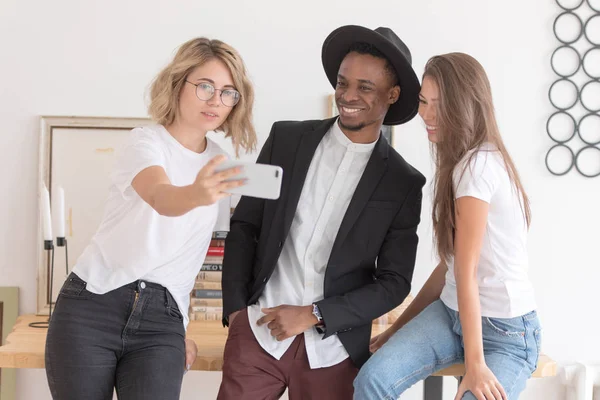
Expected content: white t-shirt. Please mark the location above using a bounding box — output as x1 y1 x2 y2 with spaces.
72 124 228 329
440 144 537 318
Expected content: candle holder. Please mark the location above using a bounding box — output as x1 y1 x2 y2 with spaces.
56 236 69 277
29 240 55 328
33 185 68 328
29 238 69 328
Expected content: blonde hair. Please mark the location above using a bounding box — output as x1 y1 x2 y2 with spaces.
148 37 257 156
424 53 531 266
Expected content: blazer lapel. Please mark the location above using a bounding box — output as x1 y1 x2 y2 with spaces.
330 135 389 256
282 118 337 238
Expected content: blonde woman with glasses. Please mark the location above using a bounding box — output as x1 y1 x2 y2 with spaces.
45 37 257 400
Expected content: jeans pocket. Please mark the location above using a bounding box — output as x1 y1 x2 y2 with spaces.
166 306 183 321
58 274 90 299
165 291 184 322
484 317 526 337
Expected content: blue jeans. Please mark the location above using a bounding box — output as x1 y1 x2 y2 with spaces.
354 300 541 400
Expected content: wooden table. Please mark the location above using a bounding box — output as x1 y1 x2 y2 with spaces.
0 315 556 400
0 315 393 371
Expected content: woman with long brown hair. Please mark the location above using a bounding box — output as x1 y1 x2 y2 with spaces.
354 53 540 400
45 37 257 399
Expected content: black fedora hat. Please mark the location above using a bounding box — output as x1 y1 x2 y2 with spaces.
322 25 420 125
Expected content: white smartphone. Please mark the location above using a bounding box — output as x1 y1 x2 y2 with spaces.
214 160 283 200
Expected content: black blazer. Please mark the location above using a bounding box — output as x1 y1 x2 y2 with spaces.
222 118 426 368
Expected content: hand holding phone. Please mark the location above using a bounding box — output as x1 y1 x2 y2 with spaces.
214 159 283 200
190 155 245 206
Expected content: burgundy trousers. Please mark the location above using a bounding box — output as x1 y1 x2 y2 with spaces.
217 309 358 400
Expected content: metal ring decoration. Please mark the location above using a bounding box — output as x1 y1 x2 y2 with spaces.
556 0 585 10
547 3 599 177
548 78 579 110
547 111 578 143
582 47 600 79
553 11 584 44
551 45 582 77
586 0 600 13
545 143 576 176
579 79 600 112
584 14 600 45
574 145 600 177
577 112 600 145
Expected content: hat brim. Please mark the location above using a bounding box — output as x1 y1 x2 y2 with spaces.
322 25 420 125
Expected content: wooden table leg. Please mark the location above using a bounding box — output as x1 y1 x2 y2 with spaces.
423 375 443 400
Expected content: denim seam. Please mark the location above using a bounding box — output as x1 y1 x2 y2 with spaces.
523 316 530 364
533 329 542 369
383 355 461 400
504 362 529 398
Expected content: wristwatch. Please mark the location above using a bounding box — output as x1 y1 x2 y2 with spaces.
312 304 324 325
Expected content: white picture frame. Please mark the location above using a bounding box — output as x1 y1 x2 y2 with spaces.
36 116 151 315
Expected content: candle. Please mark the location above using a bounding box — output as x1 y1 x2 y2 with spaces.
53 186 65 238
41 185 53 242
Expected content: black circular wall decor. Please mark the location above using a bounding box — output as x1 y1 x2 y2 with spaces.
546 144 576 176
588 0 600 13
547 2 600 177
575 145 600 177
582 47 600 78
551 45 582 77
584 14 600 45
548 78 579 110
577 112 600 145
547 111 578 143
580 80 600 112
556 0 585 10
554 11 584 44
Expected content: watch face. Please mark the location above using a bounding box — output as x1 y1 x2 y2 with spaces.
312 304 322 320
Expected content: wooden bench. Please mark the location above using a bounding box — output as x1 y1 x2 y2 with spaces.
421 355 557 400
0 314 556 400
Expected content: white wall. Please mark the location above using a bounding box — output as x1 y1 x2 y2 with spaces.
0 0 597 399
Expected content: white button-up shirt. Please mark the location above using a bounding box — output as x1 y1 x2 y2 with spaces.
247 120 376 369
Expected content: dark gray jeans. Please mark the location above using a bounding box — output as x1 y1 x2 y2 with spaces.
45 273 186 400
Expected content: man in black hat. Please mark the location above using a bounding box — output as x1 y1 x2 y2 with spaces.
218 25 426 400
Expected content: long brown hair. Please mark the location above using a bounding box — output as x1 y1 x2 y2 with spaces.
425 53 531 266
148 37 257 156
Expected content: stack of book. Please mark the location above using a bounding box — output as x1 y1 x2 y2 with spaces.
189 196 238 322
189 232 225 321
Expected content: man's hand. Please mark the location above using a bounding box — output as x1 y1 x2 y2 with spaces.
184 338 198 373
257 305 318 341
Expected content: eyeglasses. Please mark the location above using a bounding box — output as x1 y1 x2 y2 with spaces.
185 81 241 107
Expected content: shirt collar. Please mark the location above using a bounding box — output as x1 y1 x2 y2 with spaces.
330 119 378 153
